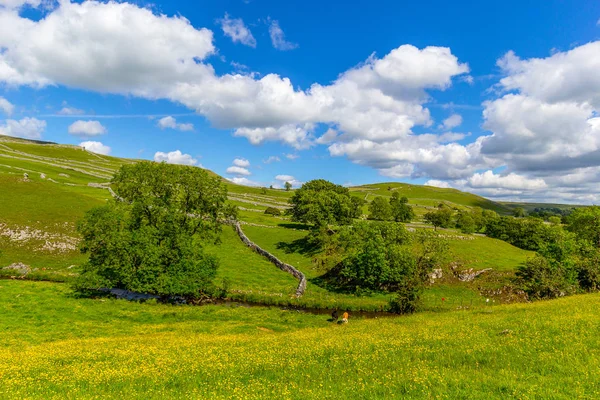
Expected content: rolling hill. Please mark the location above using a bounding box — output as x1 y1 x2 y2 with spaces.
0 134 535 310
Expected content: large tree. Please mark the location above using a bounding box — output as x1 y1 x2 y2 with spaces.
368 196 392 221
287 179 361 226
424 205 453 230
75 161 235 297
567 206 600 247
389 192 415 222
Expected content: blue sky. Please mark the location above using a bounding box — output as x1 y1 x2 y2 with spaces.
1 0 600 202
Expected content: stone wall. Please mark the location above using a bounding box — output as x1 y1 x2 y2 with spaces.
234 222 307 297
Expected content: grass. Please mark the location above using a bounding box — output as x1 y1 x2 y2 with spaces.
447 235 533 272
1 280 599 399
207 226 299 299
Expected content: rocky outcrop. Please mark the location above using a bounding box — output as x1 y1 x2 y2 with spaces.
234 221 306 297
453 266 492 282
429 268 443 283
2 262 31 276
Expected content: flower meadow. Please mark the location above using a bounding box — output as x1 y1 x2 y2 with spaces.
1 281 599 399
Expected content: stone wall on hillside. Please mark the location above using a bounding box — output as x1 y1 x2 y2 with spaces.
234 222 307 297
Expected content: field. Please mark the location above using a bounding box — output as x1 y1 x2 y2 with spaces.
1 280 599 399
1 135 598 398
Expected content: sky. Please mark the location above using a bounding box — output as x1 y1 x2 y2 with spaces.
1 0 600 203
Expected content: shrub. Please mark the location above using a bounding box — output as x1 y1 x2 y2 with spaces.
516 255 577 299
264 207 281 216
388 283 422 314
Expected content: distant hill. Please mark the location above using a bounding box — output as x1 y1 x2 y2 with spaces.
350 182 513 215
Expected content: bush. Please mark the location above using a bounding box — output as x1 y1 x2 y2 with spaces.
264 207 281 216
388 283 422 314
325 222 446 306
516 255 577 299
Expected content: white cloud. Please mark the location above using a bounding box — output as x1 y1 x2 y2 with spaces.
0 117 45 139
424 179 451 188
0 0 215 91
234 124 315 150
226 165 251 176
274 174 302 187
467 170 547 190
268 20 297 51
232 158 250 167
497 44 600 107
263 155 280 164
0 3 469 153
0 96 14 115
217 13 256 47
157 116 194 131
0 0 41 9
79 140 111 155
471 41 600 201
154 150 198 166
439 113 462 130
227 176 261 187
68 120 107 137
275 174 294 181
285 153 299 160
57 106 84 115
316 128 338 144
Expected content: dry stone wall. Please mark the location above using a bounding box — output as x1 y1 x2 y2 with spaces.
234 222 307 297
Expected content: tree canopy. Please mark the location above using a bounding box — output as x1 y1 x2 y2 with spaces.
287 179 362 226
75 162 235 298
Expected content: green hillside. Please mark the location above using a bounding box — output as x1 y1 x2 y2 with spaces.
0 134 533 310
351 182 512 215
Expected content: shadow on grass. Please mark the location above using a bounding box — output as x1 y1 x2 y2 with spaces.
275 236 321 257
276 222 311 231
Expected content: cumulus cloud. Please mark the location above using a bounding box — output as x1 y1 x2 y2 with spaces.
263 155 280 164
154 150 198 166
68 120 106 136
226 166 251 176
79 140 111 155
58 106 84 115
467 41 600 201
274 174 302 187
424 179 451 188
157 116 194 131
0 2 470 154
467 170 547 190
232 158 250 167
439 113 462 130
0 0 215 92
0 0 42 9
217 13 256 47
227 176 261 186
0 96 14 115
0 117 45 139
268 20 297 51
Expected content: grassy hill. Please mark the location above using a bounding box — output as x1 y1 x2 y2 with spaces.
351 182 512 216
0 134 533 311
